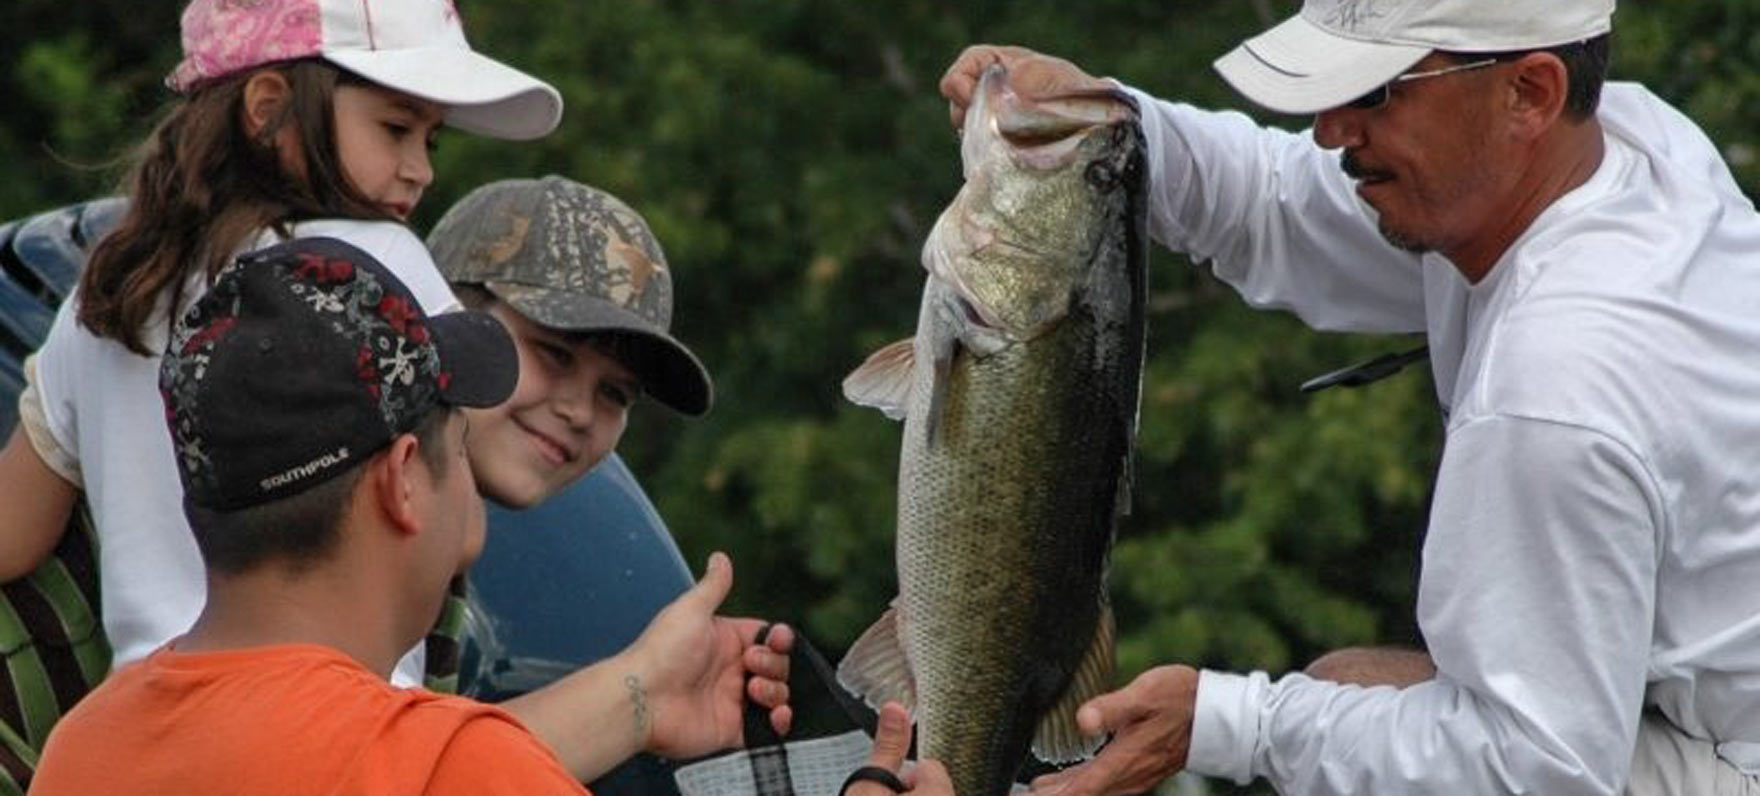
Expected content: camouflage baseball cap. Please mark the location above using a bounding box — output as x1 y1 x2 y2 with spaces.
426 176 712 415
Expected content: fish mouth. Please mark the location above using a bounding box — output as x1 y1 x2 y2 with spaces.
977 65 1135 167
956 292 996 330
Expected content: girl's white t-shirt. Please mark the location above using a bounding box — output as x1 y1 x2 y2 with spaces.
32 218 459 687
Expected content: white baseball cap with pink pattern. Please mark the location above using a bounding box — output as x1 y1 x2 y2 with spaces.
166 0 561 140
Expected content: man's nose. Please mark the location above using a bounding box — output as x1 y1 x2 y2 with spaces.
1313 107 1367 150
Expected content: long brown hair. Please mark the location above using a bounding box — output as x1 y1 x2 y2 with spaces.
78 60 394 355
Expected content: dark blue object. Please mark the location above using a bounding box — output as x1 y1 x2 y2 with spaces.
0 198 128 438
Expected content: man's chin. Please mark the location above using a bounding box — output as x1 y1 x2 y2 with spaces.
1354 184 1426 254
1377 221 1433 255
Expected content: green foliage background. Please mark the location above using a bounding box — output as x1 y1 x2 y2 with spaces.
7 1 1755 791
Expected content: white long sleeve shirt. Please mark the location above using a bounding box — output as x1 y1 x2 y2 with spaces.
1132 82 1760 794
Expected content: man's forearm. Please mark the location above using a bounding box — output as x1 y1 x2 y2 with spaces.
1303 646 1436 688
498 651 651 782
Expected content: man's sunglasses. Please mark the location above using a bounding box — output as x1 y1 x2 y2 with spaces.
1344 58 1503 111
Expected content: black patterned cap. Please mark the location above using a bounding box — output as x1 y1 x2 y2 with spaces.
161 237 517 511
426 175 712 416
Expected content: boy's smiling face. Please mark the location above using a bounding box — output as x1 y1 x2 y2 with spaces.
462 301 640 508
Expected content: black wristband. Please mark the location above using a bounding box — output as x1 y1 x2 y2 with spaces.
840 765 908 795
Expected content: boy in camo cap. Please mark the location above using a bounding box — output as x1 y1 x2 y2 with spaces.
422 178 803 790
426 175 713 508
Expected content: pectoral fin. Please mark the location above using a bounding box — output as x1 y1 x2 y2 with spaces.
834 603 918 713
1030 602 1116 764
842 339 917 420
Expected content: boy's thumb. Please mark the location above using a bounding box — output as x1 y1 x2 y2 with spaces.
686 551 734 611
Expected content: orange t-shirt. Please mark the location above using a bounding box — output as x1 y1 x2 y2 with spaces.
32 643 589 795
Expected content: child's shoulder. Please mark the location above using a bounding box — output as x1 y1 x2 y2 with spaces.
288 218 426 254
279 219 455 311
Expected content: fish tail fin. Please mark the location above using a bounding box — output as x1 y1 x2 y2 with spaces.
843 339 916 420
834 602 918 712
1030 601 1116 763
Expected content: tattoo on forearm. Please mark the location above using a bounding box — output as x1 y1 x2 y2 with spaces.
624 674 650 736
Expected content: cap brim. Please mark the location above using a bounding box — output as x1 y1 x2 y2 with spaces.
325 48 562 140
1213 14 1429 115
489 282 714 416
429 309 519 408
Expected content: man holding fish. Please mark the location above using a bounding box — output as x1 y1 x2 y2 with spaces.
939 0 1760 794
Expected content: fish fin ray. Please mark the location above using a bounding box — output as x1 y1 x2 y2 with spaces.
921 289 963 447
924 348 953 446
1030 602 1116 764
842 339 917 420
1117 366 1144 518
1115 448 1135 518
834 603 918 712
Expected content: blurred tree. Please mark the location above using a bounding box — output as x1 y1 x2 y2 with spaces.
7 2 1757 793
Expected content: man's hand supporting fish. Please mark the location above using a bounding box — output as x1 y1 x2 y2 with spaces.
1025 665 1199 795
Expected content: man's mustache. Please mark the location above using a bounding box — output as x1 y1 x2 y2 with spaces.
1340 150 1390 181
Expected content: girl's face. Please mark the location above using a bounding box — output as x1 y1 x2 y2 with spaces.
331 83 444 220
463 302 641 508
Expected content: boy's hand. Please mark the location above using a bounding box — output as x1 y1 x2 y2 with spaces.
631 552 794 758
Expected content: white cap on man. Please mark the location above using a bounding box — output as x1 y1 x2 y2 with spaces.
1214 0 1614 115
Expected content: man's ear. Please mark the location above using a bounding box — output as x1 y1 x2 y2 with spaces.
1506 52 1569 138
241 70 293 138
371 435 425 537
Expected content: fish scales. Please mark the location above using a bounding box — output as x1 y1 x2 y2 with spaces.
840 64 1147 796
901 287 1137 792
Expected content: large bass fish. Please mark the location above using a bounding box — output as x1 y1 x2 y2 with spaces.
838 64 1147 795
